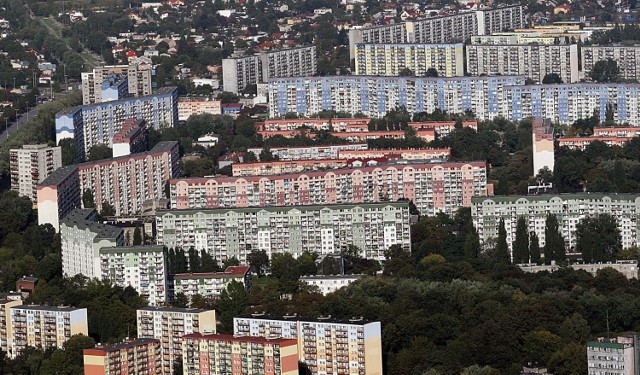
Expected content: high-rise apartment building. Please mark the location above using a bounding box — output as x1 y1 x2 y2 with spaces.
532 118 554 175
9 305 88 358
471 194 640 257
268 75 525 119
234 314 383 375
169 161 489 216
466 43 579 83
582 45 640 82
222 46 317 93
137 307 216 375
83 338 162 375
156 203 412 263
354 43 464 77
587 336 639 375
81 57 153 105
182 333 299 375
0 299 22 354
174 266 251 300
504 83 640 125
56 87 178 159
177 95 221 121
38 141 179 223
10 144 62 202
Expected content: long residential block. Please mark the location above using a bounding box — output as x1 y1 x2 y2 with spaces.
182 333 299 375
247 144 369 161
169 161 489 216
582 45 640 82
156 203 412 263
234 314 383 375
55 87 178 159
174 266 251 300
471 194 640 257
354 43 464 77
137 307 216 375
466 43 579 83
83 338 161 375
255 118 371 132
268 75 525 119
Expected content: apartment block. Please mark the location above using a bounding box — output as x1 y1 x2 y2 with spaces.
246 144 369 161
99 246 168 306
475 5 525 36
336 148 451 160
255 118 371 132
582 45 640 82
182 333 298 375
519 260 638 279
300 275 363 295
354 43 464 77
532 118 554 175
222 46 317 93
328 129 435 142
407 120 478 137
83 338 162 375
38 141 178 222
559 136 633 151
466 43 579 83
471 194 640 257
56 87 178 159
177 95 221 121
157 203 411 263
504 83 640 125
587 336 639 375
0 299 22 354
137 307 216 375
231 159 351 177
9 305 88 358
81 58 153 105
234 314 383 375
174 266 250 300
10 144 62 202
169 160 489 216
37 165 81 230
112 118 148 158
268 75 526 119
593 127 640 137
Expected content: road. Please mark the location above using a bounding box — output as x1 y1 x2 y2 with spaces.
0 106 41 144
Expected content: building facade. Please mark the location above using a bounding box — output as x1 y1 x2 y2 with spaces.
10 144 62 202
300 275 363 295
532 118 554 175
157 203 412 263
234 314 383 375
222 46 317 93
83 338 161 375
173 266 251 300
56 87 178 159
247 144 369 161
182 333 299 375
177 95 222 121
255 118 371 132
466 43 579 83
519 260 638 279
471 194 640 257
354 43 464 77
268 75 525 119
37 165 81 230
112 118 148 158
81 58 153 105
231 159 351 177
137 307 216 375
0 299 22 354
336 148 451 160
9 305 88 358
587 336 638 375
169 161 489 216
582 45 640 82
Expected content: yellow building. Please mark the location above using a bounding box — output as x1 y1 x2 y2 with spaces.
0 299 21 354
354 43 464 77
83 338 161 375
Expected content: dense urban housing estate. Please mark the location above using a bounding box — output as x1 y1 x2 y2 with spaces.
581 45 640 82
354 43 464 77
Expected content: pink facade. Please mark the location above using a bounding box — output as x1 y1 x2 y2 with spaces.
170 161 489 216
232 158 350 176
330 129 435 142
337 148 451 160
256 117 371 132
558 136 633 151
592 127 640 138
408 120 478 137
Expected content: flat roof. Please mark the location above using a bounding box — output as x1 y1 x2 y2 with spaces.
235 313 376 326
183 332 297 345
38 165 78 187
138 306 213 313
13 304 84 312
57 86 177 116
472 192 640 203
175 266 250 279
300 274 363 280
61 208 124 239
84 338 159 354
268 75 526 83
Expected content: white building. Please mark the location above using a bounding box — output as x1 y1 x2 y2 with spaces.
587 336 637 375
246 144 369 161
354 43 464 77
173 265 250 299
194 133 220 148
519 260 638 279
582 45 640 82
177 95 221 121
81 58 153 105
300 275 363 295
137 307 216 375
10 144 62 202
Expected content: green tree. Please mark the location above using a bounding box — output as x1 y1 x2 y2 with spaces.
100 201 116 217
200 250 219 272
495 219 510 264
173 292 189 308
425 67 439 77
216 91 239 104
223 257 240 268
522 330 562 364
463 229 481 259
59 138 77 165
530 231 541 264
133 227 142 246
298 252 318 275
577 214 622 262
589 58 620 83
82 189 95 209
87 144 112 161
542 73 563 84
548 343 587 375
218 281 248 332
270 253 300 293
512 217 529 264
246 249 269 276
544 214 565 263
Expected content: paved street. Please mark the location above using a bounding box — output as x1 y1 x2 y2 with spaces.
0 106 40 144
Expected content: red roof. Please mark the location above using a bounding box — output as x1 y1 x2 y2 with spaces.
126 50 138 57
174 266 250 278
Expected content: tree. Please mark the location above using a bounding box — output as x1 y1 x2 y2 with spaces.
82 189 95 209
544 214 565 263
59 138 77 165
246 249 269 276
399 67 414 76
218 281 248 332
463 229 481 259
173 292 189 308
425 68 439 77
87 144 112 161
200 250 219 272
133 227 142 246
270 253 300 293
495 219 510 264
512 217 530 264
100 201 116 217
223 257 240 268
542 73 563 84
548 343 587 375
530 231 541 264
216 91 239 104
298 252 318 275
589 58 620 83
576 214 622 262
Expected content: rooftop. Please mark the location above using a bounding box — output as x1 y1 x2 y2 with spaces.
38 165 78 187
174 265 250 278
182 332 297 345
13 304 85 312
61 208 124 240
85 338 159 354
138 306 213 313
235 313 376 325
300 274 364 280
57 86 177 116
472 192 640 203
